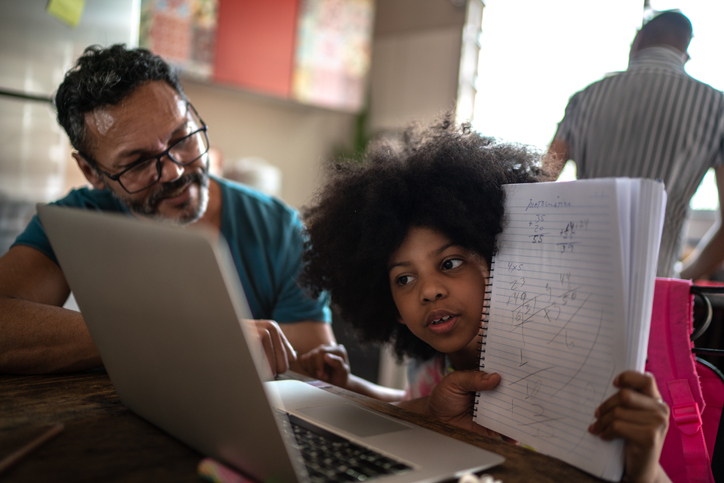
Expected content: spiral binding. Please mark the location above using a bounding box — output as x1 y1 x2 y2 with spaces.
473 258 495 417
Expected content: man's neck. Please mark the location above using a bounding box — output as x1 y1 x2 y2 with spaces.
631 45 687 61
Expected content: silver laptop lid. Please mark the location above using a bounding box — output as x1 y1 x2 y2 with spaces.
38 204 506 483
37 204 305 482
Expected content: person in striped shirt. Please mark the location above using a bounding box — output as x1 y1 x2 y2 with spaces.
544 11 724 280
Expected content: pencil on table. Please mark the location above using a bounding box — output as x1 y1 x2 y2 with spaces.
0 423 64 474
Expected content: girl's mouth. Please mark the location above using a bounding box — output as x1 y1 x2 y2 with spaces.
430 315 453 325
427 315 458 334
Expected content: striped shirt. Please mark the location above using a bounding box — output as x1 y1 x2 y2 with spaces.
554 46 724 277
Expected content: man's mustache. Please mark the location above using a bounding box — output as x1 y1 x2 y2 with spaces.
147 171 207 208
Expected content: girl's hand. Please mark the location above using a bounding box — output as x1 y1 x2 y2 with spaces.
298 344 351 388
589 371 671 483
428 370 510 441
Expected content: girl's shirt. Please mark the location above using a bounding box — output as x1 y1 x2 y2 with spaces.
402 354 454 400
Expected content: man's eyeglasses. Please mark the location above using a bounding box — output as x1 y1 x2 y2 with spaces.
83 103 210 194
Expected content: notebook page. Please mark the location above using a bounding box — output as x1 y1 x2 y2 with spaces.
474 179 629 481
628 179 666 369
617 178 637 368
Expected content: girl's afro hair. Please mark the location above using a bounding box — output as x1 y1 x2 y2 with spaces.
299 113 545 360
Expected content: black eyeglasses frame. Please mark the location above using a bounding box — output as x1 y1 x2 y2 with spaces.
79 103 210 195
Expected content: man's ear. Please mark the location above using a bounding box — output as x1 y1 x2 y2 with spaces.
73 152 106 190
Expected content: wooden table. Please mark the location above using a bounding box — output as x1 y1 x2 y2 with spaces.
0 372 605 482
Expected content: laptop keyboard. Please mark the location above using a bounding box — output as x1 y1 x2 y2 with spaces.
282 412 412 482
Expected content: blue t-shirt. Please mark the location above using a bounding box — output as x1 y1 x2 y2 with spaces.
12 176 331 324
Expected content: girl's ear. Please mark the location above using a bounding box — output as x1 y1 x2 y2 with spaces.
391 304 405 325
478 256 491 280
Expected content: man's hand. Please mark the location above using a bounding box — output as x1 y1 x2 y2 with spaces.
244 319 297 376
298 344 350 387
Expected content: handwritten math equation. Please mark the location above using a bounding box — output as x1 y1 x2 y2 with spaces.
526 213 589 254
486 211 615 446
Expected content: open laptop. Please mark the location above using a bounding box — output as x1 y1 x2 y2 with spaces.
37 204 504 483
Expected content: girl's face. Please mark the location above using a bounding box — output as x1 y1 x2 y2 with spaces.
388 227 488 367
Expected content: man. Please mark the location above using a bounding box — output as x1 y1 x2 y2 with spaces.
545 11 724 279
0 44 335 374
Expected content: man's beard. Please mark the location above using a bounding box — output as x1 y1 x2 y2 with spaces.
109 171 210 226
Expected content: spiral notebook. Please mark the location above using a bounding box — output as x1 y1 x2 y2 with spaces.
473 178 666 481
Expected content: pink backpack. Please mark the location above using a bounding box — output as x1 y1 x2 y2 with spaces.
646 278 724 483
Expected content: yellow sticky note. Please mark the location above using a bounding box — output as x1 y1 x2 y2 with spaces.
46 0 86 28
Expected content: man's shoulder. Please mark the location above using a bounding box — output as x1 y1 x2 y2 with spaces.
574 67 723 102
686 75 724 99
11 186 125 264
51 185 126 212
575 71 626 94
215 176 298 220
214 176 303 247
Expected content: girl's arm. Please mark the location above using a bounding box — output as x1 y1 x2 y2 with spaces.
297 344 404 402
345 374 405 402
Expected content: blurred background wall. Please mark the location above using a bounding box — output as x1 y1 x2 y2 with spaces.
1 0 720 383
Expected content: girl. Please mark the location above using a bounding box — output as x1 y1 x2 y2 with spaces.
298 114 671 483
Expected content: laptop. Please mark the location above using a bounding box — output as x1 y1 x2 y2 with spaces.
37 204 505 483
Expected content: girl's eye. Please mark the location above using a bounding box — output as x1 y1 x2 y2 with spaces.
442 258 463 270
396 274 414 286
